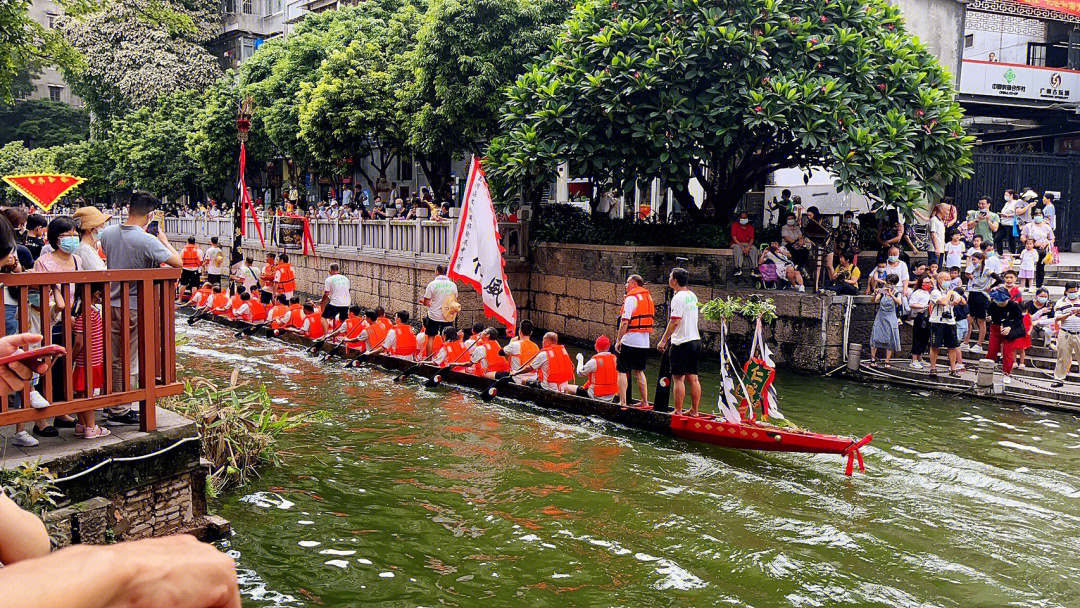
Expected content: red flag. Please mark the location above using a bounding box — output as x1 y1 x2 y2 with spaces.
3 174 84 211
1015 0 1080 18
238 143 265 248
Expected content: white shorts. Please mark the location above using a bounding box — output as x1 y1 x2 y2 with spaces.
541 380 569 392
513 373 537 385
587 388 616 402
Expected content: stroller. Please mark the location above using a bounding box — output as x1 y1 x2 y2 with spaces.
755 261 787 290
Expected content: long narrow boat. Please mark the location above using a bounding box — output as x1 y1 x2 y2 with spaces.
186 312 872 475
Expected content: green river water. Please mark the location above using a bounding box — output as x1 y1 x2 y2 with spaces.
178 323 1080 607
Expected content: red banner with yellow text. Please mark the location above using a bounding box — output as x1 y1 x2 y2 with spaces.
1016 0 1080 18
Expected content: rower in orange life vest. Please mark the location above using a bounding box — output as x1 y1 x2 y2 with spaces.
178 236 204 302
323 305 366 347
273 253 296 300
288 302 326 339
365 311 418 359
565 335 619 402
187 282 213 310
432 327 469 370
268 294 290 330
615 274 653 409
415 326 444 361
467 328 512 379
234 291 268 323
205 285 230 316
374 306 393 336
501 320 540 384
512 332 575 393
226 286 247 320
462 322 486 375
350 309 389 353
274 296 305 332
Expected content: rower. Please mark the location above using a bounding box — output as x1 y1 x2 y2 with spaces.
227 286 246 320
324 305 364 343
374 306 393 335
415 327 444 361
233 292 253 322
289 302 326 340
433 327 468 370
269 294 290 330
514 332 575 393
567 335 619 402
281 296 304 330
367 311 419 359
353 309 389 353
259 252 277 301
188 282 213 309
615 274 653 409
463 322 486 375
274 253 296 300
178 236 204 302
502 319 539 384
468 328 511 379
245 291 268 323
207 285 230 316
420 265 459 357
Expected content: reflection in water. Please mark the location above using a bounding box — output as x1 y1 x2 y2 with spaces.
177 323 1080 607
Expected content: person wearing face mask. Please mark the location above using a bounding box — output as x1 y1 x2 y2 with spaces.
780 213 810 269
928 271 964 376
995 189 1019 255
882 247 909 292
961 252 1000 354
99 192 181 426
986 287 1025 384
729 211 758 277
1020 209 1055 289
907 275 935 369
1025 288 1054 347
71 207 111 272
1052 282 1080 388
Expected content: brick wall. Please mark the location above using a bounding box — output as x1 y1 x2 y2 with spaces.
113 470 199 540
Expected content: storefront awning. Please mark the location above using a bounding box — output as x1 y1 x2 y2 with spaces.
1016 0 1080 19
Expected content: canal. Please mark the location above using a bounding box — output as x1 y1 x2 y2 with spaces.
178 323 1080 607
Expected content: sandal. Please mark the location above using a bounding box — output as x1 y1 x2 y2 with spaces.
83 426 111 439
869 359 879 368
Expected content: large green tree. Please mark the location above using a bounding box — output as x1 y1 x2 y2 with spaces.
0 99 90 148
0 0 77 105
401 0 572 200
488 0 974 218
52 138 117 202
110 90 201 198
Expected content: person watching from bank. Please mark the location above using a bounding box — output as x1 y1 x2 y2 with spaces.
987 287 1026 385
657 268 702 417
966 196 999 249
730 211 758 277
823 251 860 295
614 274 653 409
1052 282 1080 388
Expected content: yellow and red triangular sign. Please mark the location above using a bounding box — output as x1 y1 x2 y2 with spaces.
2 173 84 212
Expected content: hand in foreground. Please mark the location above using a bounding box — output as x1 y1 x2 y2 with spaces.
107 535 240 608
0 333 45 397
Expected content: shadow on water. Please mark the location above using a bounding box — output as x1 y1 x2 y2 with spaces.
178 322 1080 608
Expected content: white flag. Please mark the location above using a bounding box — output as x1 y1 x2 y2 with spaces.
448 158 518 335
716 321 742 425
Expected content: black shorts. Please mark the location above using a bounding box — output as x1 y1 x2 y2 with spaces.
670 339 702 376
207 273 222 287
930 323 959 349
180 269 201 289
616 344 649 372
968 291 990 319
323 304 349 322
423 316 453 337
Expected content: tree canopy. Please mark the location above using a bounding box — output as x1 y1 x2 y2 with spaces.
487 0 974 219
0 99 90 149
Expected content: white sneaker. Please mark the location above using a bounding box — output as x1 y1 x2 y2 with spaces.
29 390 50 409
970 345 983 354
960 343 970 351
1017 364 1027 369
1003 375 1012 384
911 361 924 369
795 285 805 292
11 430 39 447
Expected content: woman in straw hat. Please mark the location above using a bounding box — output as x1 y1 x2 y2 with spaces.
72 206 112 271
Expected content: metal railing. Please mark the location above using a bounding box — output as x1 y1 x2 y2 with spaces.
0 269 185 432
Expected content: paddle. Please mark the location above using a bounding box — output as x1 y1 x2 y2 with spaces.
394 353 437 383
342 352 368 369
234 321 270 338
652 349 673 413
480 350 543 402
186 309 208 325
308 337 329 354
425 336 483 388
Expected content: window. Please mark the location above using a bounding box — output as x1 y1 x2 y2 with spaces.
223 0 236 13
48 86 62 102
399 154 413 182
241 38 255 62
964 33 973 49
242 0 252 14
46 12 57 28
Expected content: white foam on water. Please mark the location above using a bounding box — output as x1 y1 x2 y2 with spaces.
320 549 356 556
240 492 294 510
297 520 314 525
552 573 571 579
998 441 1057 456
298 541 321 548
379 571 395 578
356 558 373 565
325 559 349 569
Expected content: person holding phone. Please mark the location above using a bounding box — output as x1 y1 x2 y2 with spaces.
869 274 903 366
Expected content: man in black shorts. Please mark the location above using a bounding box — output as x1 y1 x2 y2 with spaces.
319 263 351 324
420 265 458 354
657 268 702 416
615 274 653 408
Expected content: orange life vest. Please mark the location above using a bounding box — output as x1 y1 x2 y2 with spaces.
420 335 444 360
376 316 392 335
389 323 417 357
542 344 574 384
625 286 655 332
209 293 229 315
288 303 304 329
192 286 212 306
481 340 511 373
304 312 325 339
439 341 466 367
260 262 276 285
343 316 364 341
513 338 540 370
276 263 296 294
270 304 289 329
246 300 266 322
228 295 244 319
181 244 201 269
585 352 618 397
364 319 389 351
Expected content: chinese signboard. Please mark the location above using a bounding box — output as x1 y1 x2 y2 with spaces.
959 60 1080 104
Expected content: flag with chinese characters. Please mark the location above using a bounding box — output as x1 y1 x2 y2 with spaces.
1016 0 1080 18
448 157 517 336
2 174 84 211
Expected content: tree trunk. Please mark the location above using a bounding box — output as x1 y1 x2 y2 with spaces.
417 153 453 204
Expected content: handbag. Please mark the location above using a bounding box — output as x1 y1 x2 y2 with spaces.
1042 250 1055 266
1052 246 1060 265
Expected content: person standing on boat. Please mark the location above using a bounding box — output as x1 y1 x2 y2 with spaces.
615 274 653 409
273 253 296 300
205 237 226 288
1052 282 1080 388
657 268 702 417
319 263 351 329
569 335 619 402
178 237 204 302
259 252 277 301
420 265 459 356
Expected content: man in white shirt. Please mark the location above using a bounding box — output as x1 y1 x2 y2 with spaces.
230 256 260 293
615 274 653 409
657 268 702 416
420 265 459 355
1052 281 1080 388
319 263 351 325
205 237 226 288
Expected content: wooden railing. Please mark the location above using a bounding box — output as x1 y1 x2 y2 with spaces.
0 269 184 432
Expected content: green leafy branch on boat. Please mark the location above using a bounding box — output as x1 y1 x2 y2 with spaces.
163 369 329 492
701 296 778 323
